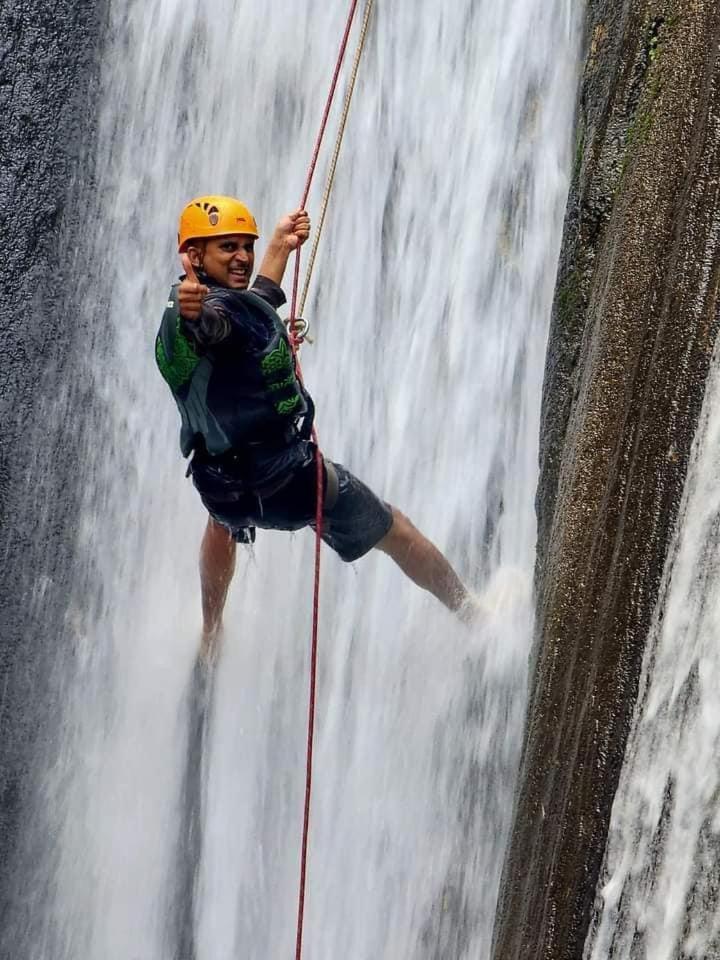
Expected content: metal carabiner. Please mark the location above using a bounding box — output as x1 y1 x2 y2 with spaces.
285 316 310 342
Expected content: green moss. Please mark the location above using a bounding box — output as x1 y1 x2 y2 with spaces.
574 120 586 181
556 270 581 328
665 11 680 33
622 66 662 161
626 103 654 153
648 20 663 62
619 16 670 180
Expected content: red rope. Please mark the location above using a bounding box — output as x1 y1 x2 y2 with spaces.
288 0 359 339
290 4 360 959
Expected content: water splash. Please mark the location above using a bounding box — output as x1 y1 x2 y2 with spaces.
13 2 579 957
586 336 720 959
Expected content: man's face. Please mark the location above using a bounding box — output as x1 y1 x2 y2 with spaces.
188 234 256 289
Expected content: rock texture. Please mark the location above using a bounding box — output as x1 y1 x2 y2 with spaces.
0 1 106 948
492 2 720 958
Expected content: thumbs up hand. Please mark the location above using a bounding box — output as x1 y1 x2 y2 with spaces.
178 253 210 320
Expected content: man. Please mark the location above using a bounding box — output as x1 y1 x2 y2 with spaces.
156 195 475 659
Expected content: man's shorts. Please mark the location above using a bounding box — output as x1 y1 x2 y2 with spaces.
191 455 394 562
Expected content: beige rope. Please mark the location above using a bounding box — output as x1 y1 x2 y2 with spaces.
298 0 375 326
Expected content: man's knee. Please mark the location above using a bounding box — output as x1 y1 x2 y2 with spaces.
376 506 415 555
207 516 234 542
203 516 236 563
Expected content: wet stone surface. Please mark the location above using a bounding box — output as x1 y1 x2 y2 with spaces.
493 1 720 958
0 1 106 951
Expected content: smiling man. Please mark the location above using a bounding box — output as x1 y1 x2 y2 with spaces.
156 195 477 659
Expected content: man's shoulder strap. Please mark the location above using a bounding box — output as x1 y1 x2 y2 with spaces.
158 284 181 355
242 288 286 332
156 284 202 391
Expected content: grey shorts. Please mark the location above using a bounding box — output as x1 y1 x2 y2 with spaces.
191 456 394 562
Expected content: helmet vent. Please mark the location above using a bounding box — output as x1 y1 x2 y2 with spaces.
178 197 259 251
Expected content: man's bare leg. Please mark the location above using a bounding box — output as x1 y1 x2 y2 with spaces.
200 517 236 660
376 507 474 618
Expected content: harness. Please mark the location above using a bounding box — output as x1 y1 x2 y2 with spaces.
155 284 314 459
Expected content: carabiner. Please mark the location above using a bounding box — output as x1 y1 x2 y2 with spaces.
285 317 310 342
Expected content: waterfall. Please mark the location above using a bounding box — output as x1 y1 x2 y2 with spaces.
586 334 720 957
10 2 579 957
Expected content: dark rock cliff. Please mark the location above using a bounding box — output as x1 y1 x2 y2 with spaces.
493 1 720 957
0 0 106 948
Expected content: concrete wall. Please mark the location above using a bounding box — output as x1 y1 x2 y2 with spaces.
493 2 720 956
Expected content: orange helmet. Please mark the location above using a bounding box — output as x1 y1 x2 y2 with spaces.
177 195 259 252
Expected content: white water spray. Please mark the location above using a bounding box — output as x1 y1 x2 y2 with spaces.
586 336 720 958
27 2 579 957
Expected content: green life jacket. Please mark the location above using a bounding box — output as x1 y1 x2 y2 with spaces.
155 284 309 457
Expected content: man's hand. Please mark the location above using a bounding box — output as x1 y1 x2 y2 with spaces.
178 278 209 320
178 253 209 321
258 210 311 287
271 209 311 252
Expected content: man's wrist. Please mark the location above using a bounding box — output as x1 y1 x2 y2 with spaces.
267 235 291 258
258 238 291 286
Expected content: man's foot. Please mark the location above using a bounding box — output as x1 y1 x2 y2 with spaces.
377 507 475 614
460 566 532 627
457 591 491 626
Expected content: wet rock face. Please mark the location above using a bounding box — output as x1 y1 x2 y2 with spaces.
493 2 720 959
0 1 106 946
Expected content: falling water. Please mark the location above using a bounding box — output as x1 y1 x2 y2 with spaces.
10 2 579 958
586 339 720 955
